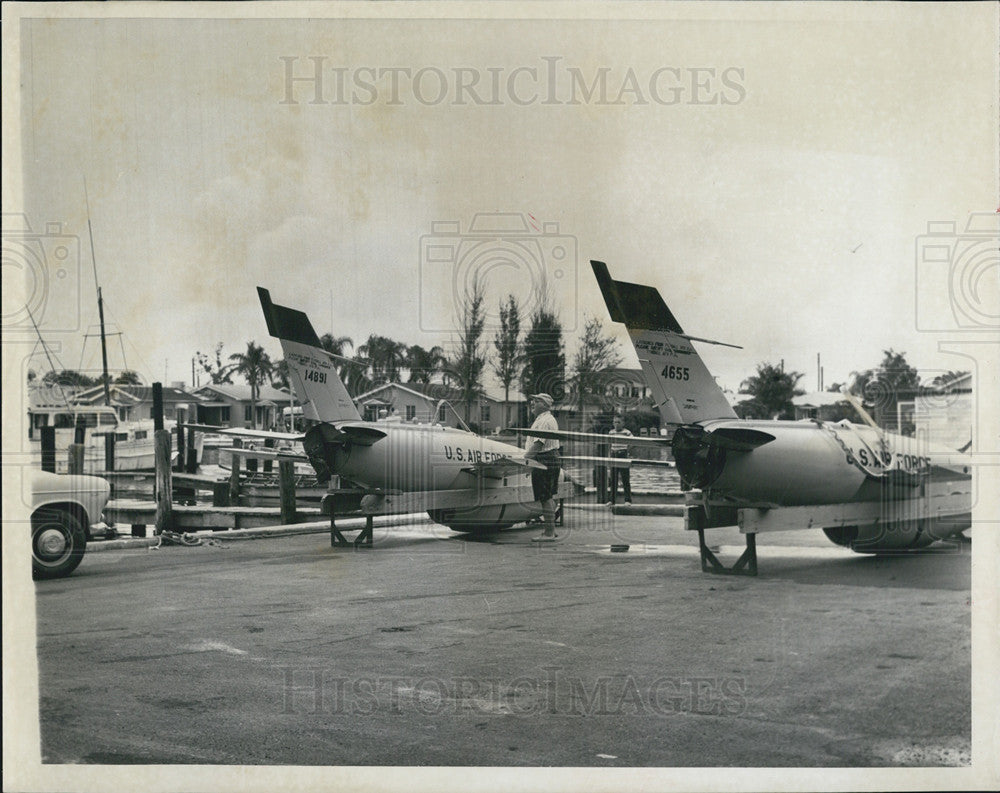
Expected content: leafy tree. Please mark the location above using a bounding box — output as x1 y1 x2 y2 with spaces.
114 370 143 385
931 370 970 388
738 362 804 419
445 280 488 424
196 342 233 385
570 315 622 428
41 369 96 388
520 306 565 405
405 344 447 384
492 295 522 427
849 348 920 430
224 341 275 429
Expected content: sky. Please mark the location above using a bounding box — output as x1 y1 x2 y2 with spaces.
6 3 997 398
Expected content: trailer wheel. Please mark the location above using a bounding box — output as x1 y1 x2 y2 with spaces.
32 508 87 580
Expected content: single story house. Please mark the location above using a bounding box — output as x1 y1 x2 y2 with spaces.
193 383 297 429
72 382 205 423
354 382 529 434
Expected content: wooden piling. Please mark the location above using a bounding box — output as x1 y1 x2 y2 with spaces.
186 428 198 473
176 421 186 472
263 437 275 474
279 460 296 524
67 443 85 475
212 479 230 507
40 426 56 473
104 432 116 472
154 429 173 533
152 382 164 431
229 439 242 506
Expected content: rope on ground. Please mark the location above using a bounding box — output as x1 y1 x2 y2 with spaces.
153 531 226 548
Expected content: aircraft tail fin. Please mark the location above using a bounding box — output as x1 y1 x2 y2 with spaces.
591 261 738 424
257 287 362 424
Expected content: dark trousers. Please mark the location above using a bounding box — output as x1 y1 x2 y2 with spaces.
609 451 631 503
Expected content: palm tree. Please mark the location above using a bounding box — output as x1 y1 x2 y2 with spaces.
225 341 275 429
320 333 354 375
358 335 407 386
405 344 447 384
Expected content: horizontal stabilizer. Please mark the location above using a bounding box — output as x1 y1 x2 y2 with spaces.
337 424 388 446
708 427 776 451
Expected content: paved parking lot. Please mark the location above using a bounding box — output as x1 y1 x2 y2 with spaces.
31 509 971 769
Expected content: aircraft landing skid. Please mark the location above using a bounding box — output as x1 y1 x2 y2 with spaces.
696 528 757 577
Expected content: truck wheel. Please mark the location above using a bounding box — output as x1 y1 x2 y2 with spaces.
32 509 87 580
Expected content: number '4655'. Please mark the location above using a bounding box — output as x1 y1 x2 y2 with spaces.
660 365 690 381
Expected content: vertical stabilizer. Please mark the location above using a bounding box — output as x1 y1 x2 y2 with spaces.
591 261 737 424
257 288 362 423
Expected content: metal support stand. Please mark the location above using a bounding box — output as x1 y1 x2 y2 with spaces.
696 528 757 576
326 490 374 548
555 499 564 527
329 512 374 547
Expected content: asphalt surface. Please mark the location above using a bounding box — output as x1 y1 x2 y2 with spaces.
33 507 971 768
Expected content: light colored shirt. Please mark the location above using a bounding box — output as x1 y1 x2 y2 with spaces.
527 410 560 453
608 427 633 453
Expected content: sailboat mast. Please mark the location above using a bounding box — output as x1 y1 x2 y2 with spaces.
84 178 111 406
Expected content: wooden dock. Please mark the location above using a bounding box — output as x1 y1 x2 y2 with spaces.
105 500 324 531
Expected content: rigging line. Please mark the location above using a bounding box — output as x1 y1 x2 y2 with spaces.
102 302 154 378
119 333 129 371
83 176 100 297
26 305 72 409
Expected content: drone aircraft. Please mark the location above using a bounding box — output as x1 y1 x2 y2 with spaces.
193 288 582 536
522 261 973 572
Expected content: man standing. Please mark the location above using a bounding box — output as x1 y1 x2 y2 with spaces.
607 414 633 506
524 393 561 541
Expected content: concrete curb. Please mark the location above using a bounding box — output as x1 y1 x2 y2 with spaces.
611 504 686 517
87 513 432 552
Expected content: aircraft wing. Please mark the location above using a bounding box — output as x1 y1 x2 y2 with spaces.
184 423 305 442
560 455 676 468
513 427 673 447
221 446 311 463
462 456 546 479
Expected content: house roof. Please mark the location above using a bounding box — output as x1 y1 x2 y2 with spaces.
194 383 295 404
480 386 527 404
356 382 465 404
72 384 203 405
357 381 531 406
599 367 646 384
